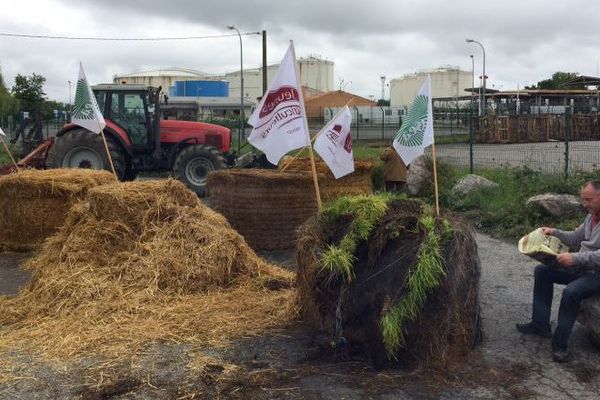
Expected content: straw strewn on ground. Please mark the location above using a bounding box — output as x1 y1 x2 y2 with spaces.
0 179 295 383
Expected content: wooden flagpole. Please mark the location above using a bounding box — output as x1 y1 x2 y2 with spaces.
424 74 439 216
280 146 307 173
99 129 118 180
280 130 320 173
0 136 19 171
306 138 323 210
431 142 440 216
290 41 322 211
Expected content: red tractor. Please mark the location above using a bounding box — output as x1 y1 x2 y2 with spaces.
42 84 230 195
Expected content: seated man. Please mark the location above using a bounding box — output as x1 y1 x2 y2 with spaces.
516 180 600 362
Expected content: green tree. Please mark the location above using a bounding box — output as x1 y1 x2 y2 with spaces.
12 73 46 112
526 71 586 90
0 71 19 119
41 99 67 120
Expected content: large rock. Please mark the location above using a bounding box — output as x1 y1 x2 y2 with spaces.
406 155 431 196
451 174 499 195
525 193 582 218
580 296 600 348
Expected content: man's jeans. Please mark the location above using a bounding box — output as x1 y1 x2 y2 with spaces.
532 264 600 348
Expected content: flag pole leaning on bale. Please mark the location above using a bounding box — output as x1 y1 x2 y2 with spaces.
313 105 355 179
0 127 19 171
281 98 355 173
247 41 322 210
72 63 118 180
392 74 439 215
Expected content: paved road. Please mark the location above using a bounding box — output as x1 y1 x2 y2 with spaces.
476 232 600 400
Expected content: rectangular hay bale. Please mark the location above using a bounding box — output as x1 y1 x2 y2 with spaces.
0 169 115 251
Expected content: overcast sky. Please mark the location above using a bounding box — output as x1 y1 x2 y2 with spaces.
1 0 599 103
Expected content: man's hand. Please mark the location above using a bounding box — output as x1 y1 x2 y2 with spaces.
541 227 555 236
556 252 576 267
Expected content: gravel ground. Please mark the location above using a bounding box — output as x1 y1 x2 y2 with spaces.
1 232 600 399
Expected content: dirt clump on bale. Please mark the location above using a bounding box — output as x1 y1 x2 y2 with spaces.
280 157 374 202
207 168 319 250
0 179 294 383
0 168 115 251
296 194 481 369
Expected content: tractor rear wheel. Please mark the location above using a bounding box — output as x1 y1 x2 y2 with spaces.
172 144 225 196
46 128 129 180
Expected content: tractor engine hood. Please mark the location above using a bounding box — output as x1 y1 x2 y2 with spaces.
159 120 231 153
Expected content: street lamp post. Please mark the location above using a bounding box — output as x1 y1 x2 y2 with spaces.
466 38 486 116
469 54 474 173
228 25 244 152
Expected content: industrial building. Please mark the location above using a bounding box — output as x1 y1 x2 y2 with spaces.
113 68 218 92
113 55 334 103
390 67 472 107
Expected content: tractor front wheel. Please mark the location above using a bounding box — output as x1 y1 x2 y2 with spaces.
172 145 225 196
46 129 129 180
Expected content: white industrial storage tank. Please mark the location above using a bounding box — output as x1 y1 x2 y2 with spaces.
226 55 335 102
390 67 472 107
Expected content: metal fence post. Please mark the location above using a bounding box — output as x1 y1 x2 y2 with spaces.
380 107 385 140
469 105 474 174
564 106 571 178
354 106 359 140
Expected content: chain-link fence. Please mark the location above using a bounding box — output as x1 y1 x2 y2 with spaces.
0 117 65 156
434 107 600 176
319 106 469 140
3 103 600 177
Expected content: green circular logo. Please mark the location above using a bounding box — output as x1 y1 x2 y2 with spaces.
395 94 428 147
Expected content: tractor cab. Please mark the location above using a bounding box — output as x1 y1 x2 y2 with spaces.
92 84 161 154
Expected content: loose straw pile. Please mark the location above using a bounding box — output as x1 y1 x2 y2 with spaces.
0 179 295 383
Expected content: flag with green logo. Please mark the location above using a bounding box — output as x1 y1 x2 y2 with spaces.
72 63 106 134
393 74 434 165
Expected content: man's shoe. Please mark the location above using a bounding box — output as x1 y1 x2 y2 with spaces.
552 345 570 363
516 321 552 338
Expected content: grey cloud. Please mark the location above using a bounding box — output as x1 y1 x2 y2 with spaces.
3 0 600 101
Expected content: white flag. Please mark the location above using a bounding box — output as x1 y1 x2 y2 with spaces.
248 42 310 165
72 63 106 134
313 106 354 179
393 74 434 165
0 127 5 137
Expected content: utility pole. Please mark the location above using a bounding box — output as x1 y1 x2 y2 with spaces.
262 30 267 96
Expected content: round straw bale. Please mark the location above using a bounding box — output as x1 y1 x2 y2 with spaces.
0 168 115 251
296 195 481 369
279 157 374 202
206 169 319 250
